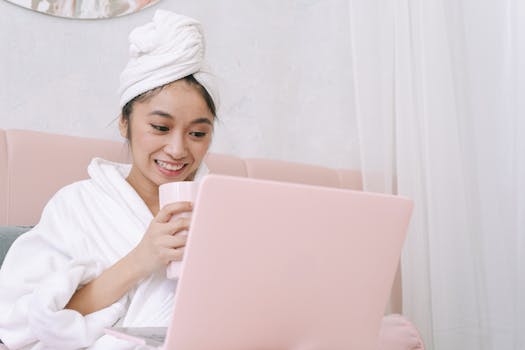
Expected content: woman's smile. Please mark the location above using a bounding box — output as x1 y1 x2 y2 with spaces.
155 159 189 177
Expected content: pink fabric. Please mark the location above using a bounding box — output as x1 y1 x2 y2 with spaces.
1 129 130 226
204 153 247 177
0 130 365 226
337 168 364 190
378 314 425 350
244 158 341 187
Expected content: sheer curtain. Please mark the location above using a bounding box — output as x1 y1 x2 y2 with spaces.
348 0 524 349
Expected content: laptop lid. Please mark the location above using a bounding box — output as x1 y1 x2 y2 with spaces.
163 174 413 350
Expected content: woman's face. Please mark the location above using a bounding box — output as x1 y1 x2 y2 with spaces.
120 80 214 197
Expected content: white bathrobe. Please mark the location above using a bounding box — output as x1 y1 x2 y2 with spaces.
0 158 204 350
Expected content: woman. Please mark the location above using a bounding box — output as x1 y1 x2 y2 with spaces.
0 10 217 349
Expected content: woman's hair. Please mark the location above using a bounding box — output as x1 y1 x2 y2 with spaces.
121 74 216 140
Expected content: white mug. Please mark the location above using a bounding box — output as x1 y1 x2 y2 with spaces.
159 181 200 279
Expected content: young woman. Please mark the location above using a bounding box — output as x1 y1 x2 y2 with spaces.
0 10 217 349
0 9 423 350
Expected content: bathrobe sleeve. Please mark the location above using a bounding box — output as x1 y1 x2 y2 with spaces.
0 185 129 350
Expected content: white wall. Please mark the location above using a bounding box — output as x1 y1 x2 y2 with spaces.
0 0 360 169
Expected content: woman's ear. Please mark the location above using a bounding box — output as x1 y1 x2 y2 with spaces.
119 115 129 139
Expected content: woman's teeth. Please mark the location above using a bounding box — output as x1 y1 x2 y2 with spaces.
157 160 185 171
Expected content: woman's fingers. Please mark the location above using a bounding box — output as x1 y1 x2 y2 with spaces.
158 237 186 264
157 233 187 249
167 217 190 235
149 233 187 266
160 247 186 263
134 206 191 275
155 202 192 223
149 217 190 237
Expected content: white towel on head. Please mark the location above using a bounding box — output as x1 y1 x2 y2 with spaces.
118 10 218 110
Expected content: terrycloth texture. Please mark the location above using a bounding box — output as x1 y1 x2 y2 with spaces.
119 10 218 110
0 158 207 350
0 227 33 267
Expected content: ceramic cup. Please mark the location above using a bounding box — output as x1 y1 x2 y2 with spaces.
159 181 200 279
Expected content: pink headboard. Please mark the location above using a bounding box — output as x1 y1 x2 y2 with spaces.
0 129 131 226
0 129 363 226
0 129 406 314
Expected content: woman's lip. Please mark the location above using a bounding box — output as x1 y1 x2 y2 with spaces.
156 159 185 167
155 161 188 177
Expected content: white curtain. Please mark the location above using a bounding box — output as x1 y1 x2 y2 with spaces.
348 0 524 349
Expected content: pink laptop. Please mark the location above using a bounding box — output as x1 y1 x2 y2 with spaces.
106 174 413 350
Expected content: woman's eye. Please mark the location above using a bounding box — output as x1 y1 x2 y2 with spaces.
150 124 169 132
189 131 207 138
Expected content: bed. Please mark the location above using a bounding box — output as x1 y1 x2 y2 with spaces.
0 128 424 350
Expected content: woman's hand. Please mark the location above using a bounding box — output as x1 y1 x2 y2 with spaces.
130 201 193 279
65 202 192 316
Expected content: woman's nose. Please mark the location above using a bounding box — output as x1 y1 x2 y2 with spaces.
163 134 188 159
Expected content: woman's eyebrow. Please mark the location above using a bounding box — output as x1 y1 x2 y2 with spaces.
148 111 212 126
148 110 173 119
190 118 213 126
